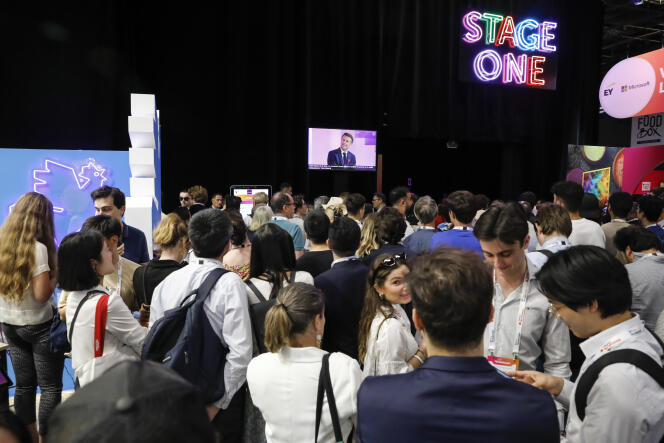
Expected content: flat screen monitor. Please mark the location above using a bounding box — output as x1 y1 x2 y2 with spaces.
308 128 376 171
230 185 271 218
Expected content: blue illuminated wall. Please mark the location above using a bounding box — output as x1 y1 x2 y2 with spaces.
0 148 130 242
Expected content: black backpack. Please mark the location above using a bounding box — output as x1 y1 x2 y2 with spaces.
246 271 296 354
141 268 229 404
575 328 664 439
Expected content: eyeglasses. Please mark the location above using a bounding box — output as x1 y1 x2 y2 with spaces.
548 303 562 319
179 196 190 201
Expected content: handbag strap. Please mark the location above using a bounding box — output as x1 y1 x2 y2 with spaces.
68 289 107 345
288 270 296 283
315 353 344 443
93 295 110 358
246 280 266 302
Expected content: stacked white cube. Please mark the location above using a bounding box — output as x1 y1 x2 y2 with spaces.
125 94 162 260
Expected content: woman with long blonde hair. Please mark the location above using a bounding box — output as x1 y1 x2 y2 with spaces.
355 212 379 259
0 192 62 442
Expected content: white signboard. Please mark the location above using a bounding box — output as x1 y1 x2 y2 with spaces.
631 113 664 146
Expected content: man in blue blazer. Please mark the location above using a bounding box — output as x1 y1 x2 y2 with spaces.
327 132 357 167
314 216 367 360
357 248 559 443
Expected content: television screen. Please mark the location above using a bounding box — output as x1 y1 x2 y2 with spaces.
231 185 271 218
308 128 376 171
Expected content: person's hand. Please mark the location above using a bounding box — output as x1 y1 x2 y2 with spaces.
508 370 564 396
117 243 125 256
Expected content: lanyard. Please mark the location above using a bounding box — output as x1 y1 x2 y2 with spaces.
488 268 530 359
272 216 287 221
452 226 472 231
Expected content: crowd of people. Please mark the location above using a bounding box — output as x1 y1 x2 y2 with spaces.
0 180 662 442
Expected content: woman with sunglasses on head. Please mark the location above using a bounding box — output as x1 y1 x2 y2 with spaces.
358 253 426 377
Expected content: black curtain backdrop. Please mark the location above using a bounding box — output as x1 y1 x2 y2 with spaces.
0 0 602 212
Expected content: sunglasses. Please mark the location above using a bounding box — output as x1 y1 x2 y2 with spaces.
179 196 190 201
378 253 406 269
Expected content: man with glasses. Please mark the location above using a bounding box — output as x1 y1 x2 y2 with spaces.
474 204 571 426
268 192 305 258
179 190 193 208
512 246 664 443
372 192 387 212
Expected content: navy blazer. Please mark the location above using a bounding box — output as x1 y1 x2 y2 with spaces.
327 148 357 166
314 259 368 360
357 357 559 443
123 223 150 264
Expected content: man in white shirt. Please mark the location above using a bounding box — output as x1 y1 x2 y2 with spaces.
527 204 572 269
551 181 605 248
388 186 415 239
512 246 664 443
151 209 252 443
474 204 571 424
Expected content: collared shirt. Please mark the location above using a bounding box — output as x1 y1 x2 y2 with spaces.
557 315 664 443
363 304 418 377
484 258 571 377
268 216 305 251
626 253 664 330
527 236 571 269
150 257 253 409
569 218 606 248
331 255 359 268
403 227 436 258
122 223 150 264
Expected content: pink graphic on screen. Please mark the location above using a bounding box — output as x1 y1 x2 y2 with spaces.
308 128 376 170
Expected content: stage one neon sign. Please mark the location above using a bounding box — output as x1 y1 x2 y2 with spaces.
460 11 558 89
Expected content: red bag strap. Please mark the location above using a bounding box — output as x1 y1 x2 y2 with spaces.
94 295 110 358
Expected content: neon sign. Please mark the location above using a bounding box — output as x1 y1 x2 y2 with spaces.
459 10 558 90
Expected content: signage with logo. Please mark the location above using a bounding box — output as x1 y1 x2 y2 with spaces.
458 10 559 90
631 112 664 146
600 48 664 119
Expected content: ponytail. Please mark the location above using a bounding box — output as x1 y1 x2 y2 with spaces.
264 303 292 353
263 283 325 353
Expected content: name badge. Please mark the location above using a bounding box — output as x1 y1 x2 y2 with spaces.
487 356 519 374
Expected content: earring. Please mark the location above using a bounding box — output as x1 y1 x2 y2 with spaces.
377 292 385 300
316 334 322 348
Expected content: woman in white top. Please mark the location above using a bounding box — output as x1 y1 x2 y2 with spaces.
245 224 313 305
358 253 427 377
0 192 61 442
247 283 362 443
59 231 147 388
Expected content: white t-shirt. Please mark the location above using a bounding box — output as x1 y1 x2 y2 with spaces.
245 271 314 304
569 218 606 248
362 304 418 377
247 347 362 443
0 241 53 325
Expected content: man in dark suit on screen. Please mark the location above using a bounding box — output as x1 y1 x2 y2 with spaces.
327 132 357 167
356 248 559 443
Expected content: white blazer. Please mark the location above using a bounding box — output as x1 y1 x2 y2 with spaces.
247 347 362 443
65 285 147 386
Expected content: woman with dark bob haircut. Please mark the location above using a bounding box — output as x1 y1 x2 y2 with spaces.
244 223 314 305
59 231 147 388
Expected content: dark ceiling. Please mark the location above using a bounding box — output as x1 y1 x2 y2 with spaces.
603 0 664 72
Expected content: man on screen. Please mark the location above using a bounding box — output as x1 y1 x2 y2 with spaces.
327 132 357 167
